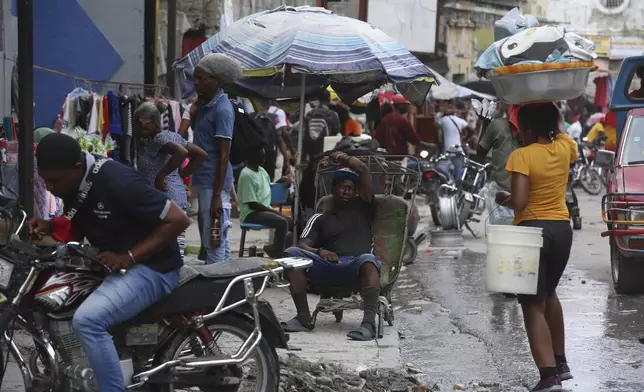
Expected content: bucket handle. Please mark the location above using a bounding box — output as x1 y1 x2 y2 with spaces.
485 197 537 236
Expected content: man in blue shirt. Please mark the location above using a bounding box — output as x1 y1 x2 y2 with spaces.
29 133 189 392
192 53 243 264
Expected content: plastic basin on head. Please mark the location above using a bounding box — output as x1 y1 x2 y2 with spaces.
490 68 591 105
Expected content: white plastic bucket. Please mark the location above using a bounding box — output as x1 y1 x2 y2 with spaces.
486 224 543 295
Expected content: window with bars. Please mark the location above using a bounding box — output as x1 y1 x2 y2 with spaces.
595 0 629 14
600 0 624 7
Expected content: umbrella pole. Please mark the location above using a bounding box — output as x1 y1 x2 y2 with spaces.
293 73 307 245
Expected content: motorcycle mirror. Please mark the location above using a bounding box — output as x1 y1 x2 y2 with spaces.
420 150 429 159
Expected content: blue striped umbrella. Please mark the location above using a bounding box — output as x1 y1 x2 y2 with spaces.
174 5 437 105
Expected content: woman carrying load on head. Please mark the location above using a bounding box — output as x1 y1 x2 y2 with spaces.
495 103 577 392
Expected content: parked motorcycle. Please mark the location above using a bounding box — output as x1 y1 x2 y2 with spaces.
412 149 450 226
0 200 311 392
436 152 489 235
572 138 604 195
582 135 608 188
566 165 582 229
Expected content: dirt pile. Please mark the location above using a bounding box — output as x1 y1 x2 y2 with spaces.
278 354 437 392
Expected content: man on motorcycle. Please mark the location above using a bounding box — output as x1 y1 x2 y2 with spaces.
281 152 382 341
28 133 190 392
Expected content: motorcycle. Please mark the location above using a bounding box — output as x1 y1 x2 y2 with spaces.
566 171 582 230
581 135 608 188
572 138 604 195
0 198 311 392
436 151 489 236
411 149 450 226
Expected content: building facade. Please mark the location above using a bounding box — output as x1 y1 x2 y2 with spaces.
548 0 644 73
439 0 530 83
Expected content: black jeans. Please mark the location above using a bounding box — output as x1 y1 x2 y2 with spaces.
517 220 573 304
245 211 293 256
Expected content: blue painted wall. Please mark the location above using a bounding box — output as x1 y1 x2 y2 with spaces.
9 0 144 127
33 0 123 127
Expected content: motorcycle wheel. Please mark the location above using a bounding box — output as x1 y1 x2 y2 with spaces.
402 237 418 265
572 215 582 230
579 166 603 195
430 205 441 226
153 314 279 392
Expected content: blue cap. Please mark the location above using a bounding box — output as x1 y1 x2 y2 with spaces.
332 168 359 184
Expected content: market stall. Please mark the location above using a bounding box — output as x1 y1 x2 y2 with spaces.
174 5 438 236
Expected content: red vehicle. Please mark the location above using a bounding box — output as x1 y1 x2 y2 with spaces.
598 56 644 294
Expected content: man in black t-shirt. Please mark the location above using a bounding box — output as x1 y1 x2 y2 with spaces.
29 133 189 392
282 152 381 341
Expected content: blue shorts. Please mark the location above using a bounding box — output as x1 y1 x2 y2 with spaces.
284 247 381 288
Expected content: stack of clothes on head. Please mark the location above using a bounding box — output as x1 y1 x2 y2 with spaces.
474 8 597 79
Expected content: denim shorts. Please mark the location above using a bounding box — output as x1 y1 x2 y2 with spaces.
516 220 573 304
284 247 381 289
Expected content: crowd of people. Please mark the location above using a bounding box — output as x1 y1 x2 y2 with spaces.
22 45 614 391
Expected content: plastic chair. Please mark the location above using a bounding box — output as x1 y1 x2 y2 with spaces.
238 183 290 257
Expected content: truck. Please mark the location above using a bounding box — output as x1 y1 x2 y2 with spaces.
597 56 644 294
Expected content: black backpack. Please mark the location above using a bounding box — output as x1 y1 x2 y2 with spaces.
252 112 278 167
229 103 267 165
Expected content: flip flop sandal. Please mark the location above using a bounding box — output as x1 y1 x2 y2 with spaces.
280 317 313 332
346 325 376 341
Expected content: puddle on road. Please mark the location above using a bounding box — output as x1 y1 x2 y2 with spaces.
395 248 644 392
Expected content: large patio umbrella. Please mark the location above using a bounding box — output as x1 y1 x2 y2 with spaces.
175 6 436 105
174 5 437 238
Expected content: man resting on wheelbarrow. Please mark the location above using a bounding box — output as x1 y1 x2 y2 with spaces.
282 152 381 341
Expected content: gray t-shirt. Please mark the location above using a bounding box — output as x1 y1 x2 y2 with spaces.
479 118 522 192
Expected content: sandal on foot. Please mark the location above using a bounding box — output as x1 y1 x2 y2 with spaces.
280 317 312 332
347 324 376 341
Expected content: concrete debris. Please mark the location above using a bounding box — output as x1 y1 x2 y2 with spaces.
279 354 438 392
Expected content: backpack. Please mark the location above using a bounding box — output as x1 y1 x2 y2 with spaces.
303 116 329 158
252 111 278 167
229 103 267 165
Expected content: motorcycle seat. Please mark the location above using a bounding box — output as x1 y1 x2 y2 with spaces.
177 257 268 286
131 259 268 322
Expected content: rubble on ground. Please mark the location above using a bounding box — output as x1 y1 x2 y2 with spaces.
278 354 438 392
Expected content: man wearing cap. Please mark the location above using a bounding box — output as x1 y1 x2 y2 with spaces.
282 152 382 341
192 53 243 263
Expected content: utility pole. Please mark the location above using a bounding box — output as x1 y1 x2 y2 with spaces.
17 0 34 220
167 0 177 97
144 0 157 93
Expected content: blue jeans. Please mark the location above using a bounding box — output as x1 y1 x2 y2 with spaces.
197 188 232 264
73 264 180 392
438 154 465 182
284 247 381 288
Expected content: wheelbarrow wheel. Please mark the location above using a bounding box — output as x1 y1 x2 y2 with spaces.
377 304 385 339
333 311 343 323
385 305 395 326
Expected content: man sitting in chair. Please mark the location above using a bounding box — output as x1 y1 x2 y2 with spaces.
282 151 382 341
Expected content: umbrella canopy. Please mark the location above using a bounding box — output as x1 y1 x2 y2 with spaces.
174 6 437 105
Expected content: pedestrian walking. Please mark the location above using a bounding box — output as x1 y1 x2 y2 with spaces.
134 102 207 258
495 104 576 392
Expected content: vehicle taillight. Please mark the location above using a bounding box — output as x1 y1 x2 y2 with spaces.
423 171 436 180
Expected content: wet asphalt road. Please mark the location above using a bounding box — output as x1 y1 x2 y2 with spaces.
2 194 644 392
394 194 644 391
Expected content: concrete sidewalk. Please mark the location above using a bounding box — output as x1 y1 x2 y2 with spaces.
182 222 401 370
